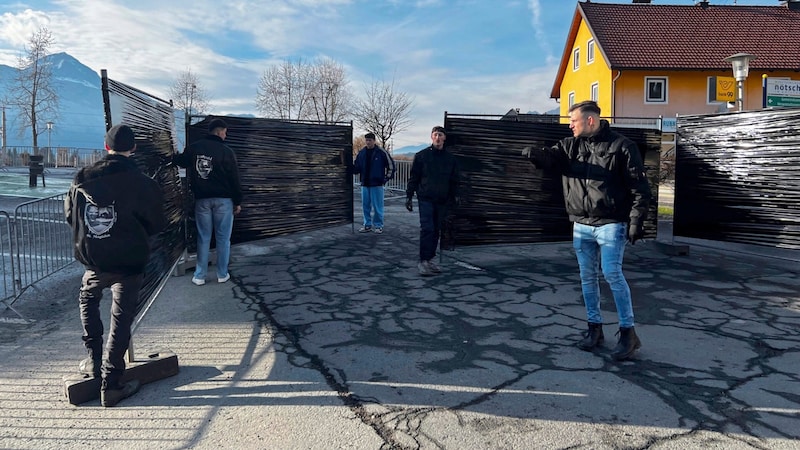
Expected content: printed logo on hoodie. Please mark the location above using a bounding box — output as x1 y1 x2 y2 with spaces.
85 202 116 239
196 155 213 180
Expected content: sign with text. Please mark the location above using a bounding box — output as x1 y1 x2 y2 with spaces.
766 78 800 108
715 76 736 102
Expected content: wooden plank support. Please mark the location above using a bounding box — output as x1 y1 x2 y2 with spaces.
63 350 179 405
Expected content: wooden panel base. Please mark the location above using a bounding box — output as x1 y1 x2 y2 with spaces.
63 351 179 405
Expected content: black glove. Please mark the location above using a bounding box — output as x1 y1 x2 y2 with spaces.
521 146 532 158
627 222 644 245
405 197 413 212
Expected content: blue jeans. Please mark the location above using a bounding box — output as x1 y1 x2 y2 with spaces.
361 186 385 228
572 222 634 328
418 200 443 261
194 197 234 280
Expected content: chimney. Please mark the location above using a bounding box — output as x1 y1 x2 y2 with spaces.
632 0 651 3
696 1 710 8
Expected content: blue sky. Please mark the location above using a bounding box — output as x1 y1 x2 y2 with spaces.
0 0 781 150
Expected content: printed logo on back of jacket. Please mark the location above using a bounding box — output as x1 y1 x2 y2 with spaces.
196 155 213 180
85 203 116 239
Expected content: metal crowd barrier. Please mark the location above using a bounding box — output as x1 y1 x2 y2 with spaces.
0 194 74 318
353 160 411 193
0 211 16 314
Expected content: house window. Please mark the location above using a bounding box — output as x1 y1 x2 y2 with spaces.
591 82 599 102
587 39 595 64
568 91 575 108
645 77 668 103
573 48 580 71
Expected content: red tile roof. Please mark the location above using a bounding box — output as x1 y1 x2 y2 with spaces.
552 2 800 97
580 2 800 70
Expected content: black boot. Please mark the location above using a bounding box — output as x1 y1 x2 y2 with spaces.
612 327 642 361
577 322 604 351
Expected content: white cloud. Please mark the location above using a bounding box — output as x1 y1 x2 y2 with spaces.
0 0 567 148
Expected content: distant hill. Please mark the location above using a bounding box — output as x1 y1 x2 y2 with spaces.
0 52 106 149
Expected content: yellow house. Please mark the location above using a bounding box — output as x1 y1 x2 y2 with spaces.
552 0 800 124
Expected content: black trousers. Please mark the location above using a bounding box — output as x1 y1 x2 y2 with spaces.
79 269 142 388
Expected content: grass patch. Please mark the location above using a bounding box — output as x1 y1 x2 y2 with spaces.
658 205 673 218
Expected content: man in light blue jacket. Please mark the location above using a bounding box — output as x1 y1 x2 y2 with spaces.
353 132 395 233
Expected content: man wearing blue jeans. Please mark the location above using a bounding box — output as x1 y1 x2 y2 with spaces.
522 100 651 360
353 132 395 233
174 118 243 285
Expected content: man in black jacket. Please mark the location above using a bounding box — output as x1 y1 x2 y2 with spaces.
65 124 166 406
174 118 242 286
522 100 651 361
406 126 460 276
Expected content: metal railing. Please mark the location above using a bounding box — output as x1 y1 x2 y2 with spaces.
1 146 105 169
353 160 412 193
0 211 15 310
1 194 74 318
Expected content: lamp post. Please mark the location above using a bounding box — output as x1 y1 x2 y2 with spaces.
724 52 757 111
187 83 196 125
46 121 54 167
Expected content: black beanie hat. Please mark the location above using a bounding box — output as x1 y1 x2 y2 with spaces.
208 118 228 132
104 124 136 152
364 132 376 139
431 126 446 135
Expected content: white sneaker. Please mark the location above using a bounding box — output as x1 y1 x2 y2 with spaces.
418 261 433 276
218 274 230 283
426 260 442 273
358 226 372 233
373 227 383 234
191 277 205 286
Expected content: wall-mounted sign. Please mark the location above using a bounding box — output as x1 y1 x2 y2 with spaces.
766 78 800 108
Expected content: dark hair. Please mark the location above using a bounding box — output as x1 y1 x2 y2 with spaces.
568 100 601 116
364 132 376 139
208 118 228 132
431 126 446 135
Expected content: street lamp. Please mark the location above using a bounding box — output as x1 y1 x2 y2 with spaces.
46 121 54 167
724 52 757 111
187 83 196 125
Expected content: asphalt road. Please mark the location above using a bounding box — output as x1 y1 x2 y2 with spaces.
0 195 798 449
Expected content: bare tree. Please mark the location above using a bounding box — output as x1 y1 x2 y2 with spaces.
352 77 413 153
308 58 350 123
169 68 211 123
7 27 59 152
256 59 314 120
255 58 351 123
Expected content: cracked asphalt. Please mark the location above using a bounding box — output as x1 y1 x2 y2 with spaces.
1 193 799 449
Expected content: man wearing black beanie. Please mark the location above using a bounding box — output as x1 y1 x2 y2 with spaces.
65 124 166 406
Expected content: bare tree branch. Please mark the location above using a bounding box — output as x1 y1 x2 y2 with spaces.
169 68 211 122
352 77 414 153
308 58 350 123
256 58 351 123
7 27 59 152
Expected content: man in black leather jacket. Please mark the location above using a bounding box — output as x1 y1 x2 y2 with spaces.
522 100 651 361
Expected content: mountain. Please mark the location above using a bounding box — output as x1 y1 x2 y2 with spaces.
1 52 106 149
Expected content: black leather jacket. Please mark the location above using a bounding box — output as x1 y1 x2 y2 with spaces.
527 120 651 228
